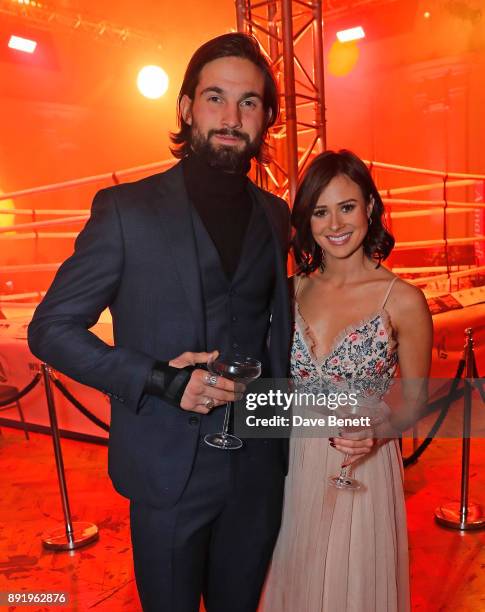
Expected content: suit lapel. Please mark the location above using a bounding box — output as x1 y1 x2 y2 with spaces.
247 181 288 267
154 162 206 350
247 183 288 250
247 183 292 376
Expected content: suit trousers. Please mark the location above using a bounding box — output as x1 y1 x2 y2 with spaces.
130 436 285 612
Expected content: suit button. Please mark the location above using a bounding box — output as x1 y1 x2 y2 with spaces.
231 315 238 322
232 342 238 349
189 416 199 425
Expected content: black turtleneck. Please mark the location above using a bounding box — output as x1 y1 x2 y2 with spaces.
182 153 253 280
143 152 254 407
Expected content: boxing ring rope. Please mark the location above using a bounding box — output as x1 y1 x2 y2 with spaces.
0 264 61 273
0 159 174 202
367 160 483 288
0 233 79 240
397 266 485 286
363 159 485 181
0 208 89 216
0 157 483 293
0 293 45 302
0 216 88 232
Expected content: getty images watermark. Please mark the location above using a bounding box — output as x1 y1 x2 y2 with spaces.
233 377 485 439
243 389 372 430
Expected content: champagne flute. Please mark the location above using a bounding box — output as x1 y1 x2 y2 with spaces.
328 452 361 490
204 352 261 450
328 395 387 490
328 400 372 491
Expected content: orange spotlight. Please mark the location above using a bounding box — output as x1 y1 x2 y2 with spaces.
137 66 169 100
336 26 365 43
8 35 37 54
328 40 360 77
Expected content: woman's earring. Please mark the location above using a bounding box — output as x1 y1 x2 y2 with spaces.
318 246 325 272
368 195 375 225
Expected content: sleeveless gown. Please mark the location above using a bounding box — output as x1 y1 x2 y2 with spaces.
260 278 410 612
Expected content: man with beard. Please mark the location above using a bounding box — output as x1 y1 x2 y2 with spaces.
28 33 292 612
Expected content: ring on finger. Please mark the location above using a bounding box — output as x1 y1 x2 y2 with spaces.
204 397 215 410
205 374 218 387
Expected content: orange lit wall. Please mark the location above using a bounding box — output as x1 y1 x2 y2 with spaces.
321 0 485 271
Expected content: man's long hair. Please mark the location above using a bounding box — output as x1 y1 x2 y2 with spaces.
170 33 279 164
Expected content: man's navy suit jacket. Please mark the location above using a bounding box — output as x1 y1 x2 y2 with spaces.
28 161 292 508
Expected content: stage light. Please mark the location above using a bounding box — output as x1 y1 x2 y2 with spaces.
137 65 169 100
8 35 37 54
424 11 431 19
328 40 360 77
0 193 15 230
336 26 365 43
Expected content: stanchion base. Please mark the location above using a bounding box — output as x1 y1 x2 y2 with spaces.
435 502 485 531
42 521 99 551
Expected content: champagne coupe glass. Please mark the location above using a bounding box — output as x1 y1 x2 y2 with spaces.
204 352 261 450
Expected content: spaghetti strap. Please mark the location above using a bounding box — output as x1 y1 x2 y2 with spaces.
381 277 398 308
294 274 304 299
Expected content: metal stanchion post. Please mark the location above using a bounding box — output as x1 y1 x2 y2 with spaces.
41 364 99 550
435 328 485 530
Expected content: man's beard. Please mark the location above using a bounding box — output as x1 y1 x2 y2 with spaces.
189 124 264 173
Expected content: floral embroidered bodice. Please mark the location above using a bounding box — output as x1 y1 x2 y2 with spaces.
291 280 399 401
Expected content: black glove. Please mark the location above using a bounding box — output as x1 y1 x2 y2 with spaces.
144 361 196 407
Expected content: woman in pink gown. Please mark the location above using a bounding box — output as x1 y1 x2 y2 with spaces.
261 150 432 612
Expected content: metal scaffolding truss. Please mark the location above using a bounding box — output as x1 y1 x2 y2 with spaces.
235 0 403 202
0 0 163 50
236 0 326 203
